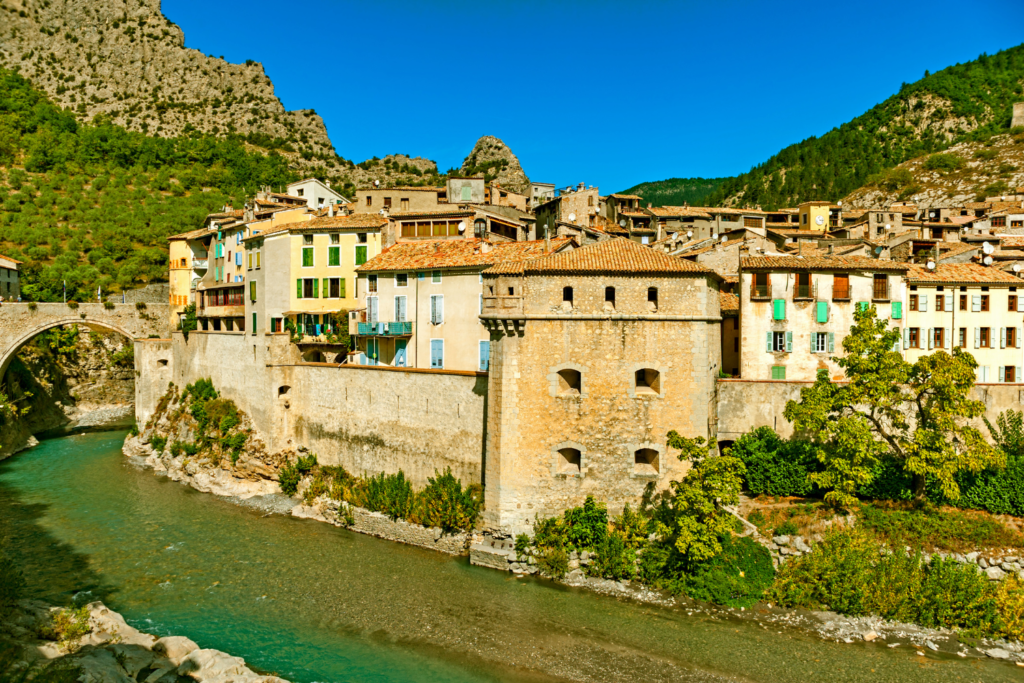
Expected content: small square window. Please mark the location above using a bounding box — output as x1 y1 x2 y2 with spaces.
396 273 408 287
330 234 340 244
431 270 442 284
303 235 313 245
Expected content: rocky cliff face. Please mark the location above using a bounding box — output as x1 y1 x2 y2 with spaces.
0 0 334 160
460 136 531 195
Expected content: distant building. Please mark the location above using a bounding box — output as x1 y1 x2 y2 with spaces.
286 178 348 210
528 182 555 209
357 186 447 214
0 253 20 301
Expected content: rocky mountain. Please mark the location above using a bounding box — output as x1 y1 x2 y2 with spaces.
0 0 334 161
843 130 1024 208
624 44 1024 209
460 136 530 195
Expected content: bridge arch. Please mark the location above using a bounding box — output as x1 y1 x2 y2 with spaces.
0 316 139 380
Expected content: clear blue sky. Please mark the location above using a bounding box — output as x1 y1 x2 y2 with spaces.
163 0 1024 193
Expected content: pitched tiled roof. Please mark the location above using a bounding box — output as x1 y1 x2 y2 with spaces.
522 237 715 276
609 193 642 200
906 263 1021 285
936 242 980 259
357 186 445 192
168 227 214 241
387 210 474 218
741 255 909 272
683 238 744 257
646 206 713 218
208 209 243 219
720 292 739 314
0 253 22 265
998 235 1024 248
245 213 387 240
268 192 307 201
358 238 573 273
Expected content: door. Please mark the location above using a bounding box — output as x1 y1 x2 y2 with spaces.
395 340 408 367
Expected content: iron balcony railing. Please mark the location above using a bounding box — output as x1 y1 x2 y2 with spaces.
832 286 851 301
750 284 771 299
358 321 413 336
793 283 817 300
872 282 891 302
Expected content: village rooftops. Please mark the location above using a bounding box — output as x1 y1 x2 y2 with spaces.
0 253 22 265
387 209 474 218
741 255 909 272
242 213 388 242
645 206 713 218
720 292 739 315
168 227 217 241
513 236 716 277
356 186 445 192
905 262 1022 285
997 235 1024 248
357 238 574 273
609 193 642 200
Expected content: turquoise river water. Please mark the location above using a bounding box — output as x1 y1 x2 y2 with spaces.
0 431 1019 683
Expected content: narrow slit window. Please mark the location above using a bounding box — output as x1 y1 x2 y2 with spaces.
563 286 573 310
604 286 615 311
647 287 658 312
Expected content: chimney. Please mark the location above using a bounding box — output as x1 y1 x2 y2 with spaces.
326 180 331 188
329 204 334 217
828 244 833 255
480 241 492 254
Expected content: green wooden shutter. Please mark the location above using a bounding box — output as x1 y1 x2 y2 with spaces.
828 332 835 353
766 332 772 352
313 279 319 298
810 333 816 353
891 301 902 319
355 246 367 265
857 301 868 312
252 313 256 335
329 247 340 266
816 301 828 323
340 278 346 298
785 331 793 352
296 279 302 299
250 281 256 302
773 299 785 320
322 278 328 298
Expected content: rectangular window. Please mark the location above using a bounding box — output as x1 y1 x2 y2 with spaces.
330 233 339 245
743 216 761 228
355 245 367 265
255 251 261 269
771 365 786 380
982 295 990 312
935 293 945 312
396 273 408 288
329 278 342 298
302 247 313 267
794 272 812 299
252 313 256 336
959 328 966 348
366 195 372 207
367 296 378 324
303 235 313 245
772 331 786 352
1008 327 1018 348
980 327 991 348
1007 366 1017 383
933 327 944 349
833 274 850 300
909 327 919 348
394 295 407 322
303 279 316 298
992 217 1007 228
248 253 253 270
1011 295 1018 312
368 275 377 293
328 246 340 266
909 294 918 311
960 294 967 310
430 295 444 324
400 198 409 210
752 272 770 298
432 270 442 284
479 341 490 371
873 274 888 301
384 197 392 208
430 339 444 368
814 332 827 353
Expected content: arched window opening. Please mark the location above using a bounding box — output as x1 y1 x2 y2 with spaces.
557 368 581 396
634 448 659 475
558 448 582 475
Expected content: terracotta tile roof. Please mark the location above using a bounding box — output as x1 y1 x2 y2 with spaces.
998 235 1024 248
245 213 387 240
609 193 642 200
689 206 766 216
786 243 866 258
0 253 22 265
906 263 1021 285
620 211 650 218
168 227 214 241
720 292 739 314
208 209 243 219
387 210 474 218
937 242 980 259
358 238 573 273
357 186 445 192
646 206 713 218
268 192 307 201
947 215 975 225
768 228 835 237
683 238 744 257
521 237 715 276
741 255 909 272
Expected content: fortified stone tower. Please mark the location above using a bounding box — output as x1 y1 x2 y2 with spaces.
479 238 723 533
1013 102 1024 129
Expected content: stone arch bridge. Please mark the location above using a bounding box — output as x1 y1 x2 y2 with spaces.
0 302 169 378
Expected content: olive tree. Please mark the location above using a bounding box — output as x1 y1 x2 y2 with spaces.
783 305 1001 507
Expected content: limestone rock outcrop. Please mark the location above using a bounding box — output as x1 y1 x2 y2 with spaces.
0 0 334 159
460 136 531 195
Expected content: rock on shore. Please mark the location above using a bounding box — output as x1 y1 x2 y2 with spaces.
1 599 288 682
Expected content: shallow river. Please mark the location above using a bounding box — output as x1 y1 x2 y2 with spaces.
0 432 1018 682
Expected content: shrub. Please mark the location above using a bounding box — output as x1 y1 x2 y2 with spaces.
127 424 139 437
0 543 25 615
278 462 301 496
102 301 115 310
66 301 78 310
27 301 37 311
857 503 1024 552
135 301 147 310
415 467 480 533
295 453 318 473
537 547 569 579
149 435 167 454
923 152 965 172
591 530 636 580
358 471 414 521
774 519 798 536
514 533 531 556
683 534 774 608
729 426 820 497
974 149 999 161
995 576 1024 641
44 607 91 653
562 496 608 551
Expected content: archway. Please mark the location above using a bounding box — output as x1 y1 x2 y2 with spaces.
0 317 138 381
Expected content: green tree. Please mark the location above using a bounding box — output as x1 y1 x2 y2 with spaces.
661 431 746 565
784 306 1001 507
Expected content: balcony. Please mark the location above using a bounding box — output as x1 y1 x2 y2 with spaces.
192 258 209 270
832 287 851 301
750 284 771 300
357 321 414 336
481 295 524 315
793 283 816 300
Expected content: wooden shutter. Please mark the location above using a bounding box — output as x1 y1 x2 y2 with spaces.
766 332 772 352
250 281 256 302
918 296 927 312
340 278 346 298
903 328 909 349
479 341 490 371
827 332 835 353
296 279 302 299
891 301 902 319
785 331 792 352
810 333 816 353
356 246 367 265
816 301 828 323
974 327 980 349
367 296 378 324
322 278 328 298
313 279 319 298
972 295 981 312
773 299 785 320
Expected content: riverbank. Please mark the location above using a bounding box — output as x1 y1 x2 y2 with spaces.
0 599 289 682
121 433 1024 666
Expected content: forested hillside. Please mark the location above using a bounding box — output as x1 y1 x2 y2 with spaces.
618 176 727 207
632 45 1024 209
0 68 295 302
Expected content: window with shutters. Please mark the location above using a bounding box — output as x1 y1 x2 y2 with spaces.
910 294 918 311
1010 295 1018 312
430 339 444 368
743 216 761 228
248 253 253 270
958 328 966 348
249 281 256 302
751 273 770 299
1008 327 1018 348
772 331 786 352
355 245 367 266
771 366 786 380
329 278 343 298
302 246 313 267
814 332 827 353
256 250 261 269
982 295 990 311
368 275 377 293
980 327 991 348
396 273 408 288
909 328 919 348
794 272 812 299
872 274 889 301
328 247 340 266
383 197 392 209
366 296 378 324
992 217 1007 228
1007 366 1017 383
832 274 850 300
394 295 407 322
933 328 944 348
430 295 444 324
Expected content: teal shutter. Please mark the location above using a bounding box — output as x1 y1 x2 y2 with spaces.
773 299 785 320
785 331 793 352
828 332 835 353
816 301 828 323
892 301 902 319
313 279 319 298
766 332 772 352
297 279 302 299
857 301 868 312
322 278 328 298
479 341 490 371
810 333 816 353
430 339 444 368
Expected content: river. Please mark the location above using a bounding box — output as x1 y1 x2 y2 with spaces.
0 431 1018 683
